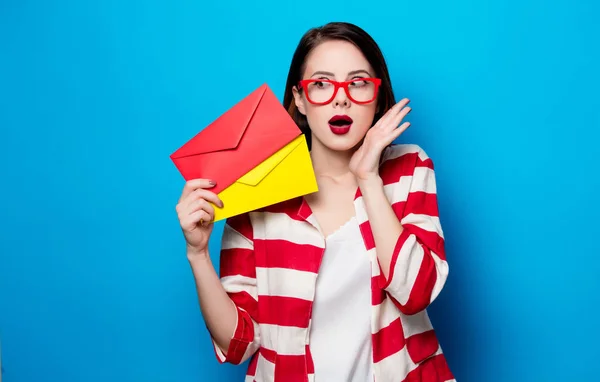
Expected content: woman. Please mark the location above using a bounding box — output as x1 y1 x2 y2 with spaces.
175 22 455 382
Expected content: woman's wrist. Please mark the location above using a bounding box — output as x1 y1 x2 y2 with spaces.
186 245 210 262
357 173 383 194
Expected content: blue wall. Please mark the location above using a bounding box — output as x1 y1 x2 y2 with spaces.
1 1 598 381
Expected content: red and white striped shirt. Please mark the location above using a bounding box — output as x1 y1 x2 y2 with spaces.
211 144 456 382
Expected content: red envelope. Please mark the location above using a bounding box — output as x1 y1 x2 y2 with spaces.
170 83 303 195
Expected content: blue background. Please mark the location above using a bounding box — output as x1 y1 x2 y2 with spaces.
1 0 599 381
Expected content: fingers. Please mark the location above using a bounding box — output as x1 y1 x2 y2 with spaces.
389 104 411 130
181 209 212 232
177 194 218 229
394 98 411 111
388 98 410 118
179 178 216 203
188 198 215 218
377 98 410 128
391 122 411 140
176 183 224 228
185 188 224 209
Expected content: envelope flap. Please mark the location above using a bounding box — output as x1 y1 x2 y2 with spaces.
236 135 304 186
170 84 268 158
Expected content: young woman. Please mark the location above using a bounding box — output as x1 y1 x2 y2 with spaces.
175 22 455 382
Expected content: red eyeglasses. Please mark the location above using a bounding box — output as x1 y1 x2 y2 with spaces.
297 78 381 105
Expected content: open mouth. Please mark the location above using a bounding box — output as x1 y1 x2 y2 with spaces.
328 115 353 126
328 115 353 135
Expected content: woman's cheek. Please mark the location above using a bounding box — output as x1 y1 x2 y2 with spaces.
354 118 372 137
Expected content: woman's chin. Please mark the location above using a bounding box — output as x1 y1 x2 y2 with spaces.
317 134 364 152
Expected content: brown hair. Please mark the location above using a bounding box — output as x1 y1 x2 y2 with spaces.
283 22 397 150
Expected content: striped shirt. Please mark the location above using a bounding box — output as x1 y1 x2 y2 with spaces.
211 144 456 382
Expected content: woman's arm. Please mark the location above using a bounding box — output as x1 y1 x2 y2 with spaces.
189 213 261 365
358 146 448 315
357 174 403 278
188 252 238 354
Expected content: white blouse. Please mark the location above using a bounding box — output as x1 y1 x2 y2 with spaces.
309 216 374 382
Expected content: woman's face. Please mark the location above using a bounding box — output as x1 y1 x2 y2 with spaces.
293 39 379 152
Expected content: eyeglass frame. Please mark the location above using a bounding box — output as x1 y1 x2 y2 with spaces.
297 77 382 105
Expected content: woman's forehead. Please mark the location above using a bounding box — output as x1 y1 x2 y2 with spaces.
303 40 373 78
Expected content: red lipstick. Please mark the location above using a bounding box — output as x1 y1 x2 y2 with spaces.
328 115 353 135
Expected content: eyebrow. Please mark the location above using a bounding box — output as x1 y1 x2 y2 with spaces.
310 69 373 78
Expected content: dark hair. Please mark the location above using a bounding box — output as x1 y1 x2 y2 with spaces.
283 22 396 150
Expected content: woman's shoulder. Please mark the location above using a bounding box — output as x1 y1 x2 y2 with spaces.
380 143 431 166
223 212 254 241
379 143 434 179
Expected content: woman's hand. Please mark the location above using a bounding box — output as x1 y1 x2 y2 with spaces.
349 98 412 181
175 178 224 258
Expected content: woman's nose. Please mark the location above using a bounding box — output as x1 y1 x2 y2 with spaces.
333 87 349 107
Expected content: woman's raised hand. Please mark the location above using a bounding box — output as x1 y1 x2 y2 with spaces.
175 179 224 258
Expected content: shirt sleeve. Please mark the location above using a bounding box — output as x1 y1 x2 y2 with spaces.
378 145 449 315
210 212 261 365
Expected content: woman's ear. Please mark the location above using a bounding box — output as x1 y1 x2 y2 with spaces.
292 86 307 116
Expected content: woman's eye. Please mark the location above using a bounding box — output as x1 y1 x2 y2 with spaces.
315 81 332 89
350 79 367 87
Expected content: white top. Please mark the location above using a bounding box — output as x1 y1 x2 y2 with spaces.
309 216 374 382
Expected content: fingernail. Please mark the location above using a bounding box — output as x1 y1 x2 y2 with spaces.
209 180 216 186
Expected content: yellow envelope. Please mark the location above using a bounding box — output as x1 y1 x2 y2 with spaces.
213 134 318 222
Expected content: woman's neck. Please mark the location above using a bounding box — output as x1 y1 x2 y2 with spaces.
309 136 358 183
